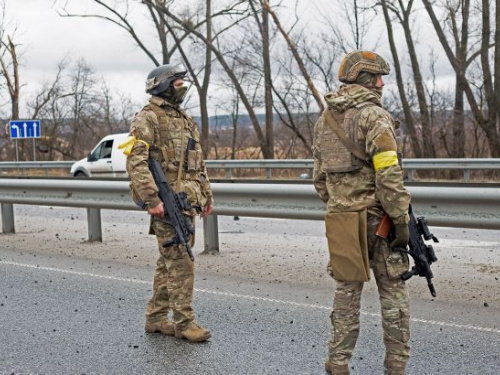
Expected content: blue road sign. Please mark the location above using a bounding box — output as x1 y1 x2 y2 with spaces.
9 120 41 139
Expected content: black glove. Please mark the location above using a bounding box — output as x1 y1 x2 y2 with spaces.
390 224 409 249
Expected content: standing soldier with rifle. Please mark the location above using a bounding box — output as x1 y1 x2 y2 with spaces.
125 64 213 343
313 51 412 374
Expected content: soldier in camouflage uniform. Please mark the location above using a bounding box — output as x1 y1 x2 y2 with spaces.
313 51 412 374
126 64 213 343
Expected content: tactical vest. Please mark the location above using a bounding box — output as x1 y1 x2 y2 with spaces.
145 103 204 181
320 102 374 173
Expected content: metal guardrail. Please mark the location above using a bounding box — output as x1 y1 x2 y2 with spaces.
0 179 499 252
402 159 500 181
1 159 500 180
0 161 75 177
206 159 314 178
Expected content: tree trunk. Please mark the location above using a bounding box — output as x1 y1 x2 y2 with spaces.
161 5 212 157
400 1 435 157
450 0 470 158
231 94 239 160
200 0 213 157
480 0 500 156
0 36 20 120
422 0 498 156
380 0 422 157
452 78 466 158
495 0 500 133
261 2 274 158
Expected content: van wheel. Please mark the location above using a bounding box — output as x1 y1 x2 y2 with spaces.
74 171 88 177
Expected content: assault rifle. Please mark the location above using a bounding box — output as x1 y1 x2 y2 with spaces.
148 158 195 261
376 205 439 297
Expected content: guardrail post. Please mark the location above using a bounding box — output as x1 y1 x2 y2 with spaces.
266 168 272 179
1 203 15 234
87 208 102 242
407 169 414 181
464 169 470 182
225 168 232 178
202 215 219 254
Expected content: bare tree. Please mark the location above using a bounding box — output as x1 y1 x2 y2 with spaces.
250 0 274 158
378 0 436 157
446 0 470 157
160 1 214 155
422 0 500 157
495 0 500 124
322 0 377 54
0 0 20 120
378 0 422 157
59 0 190 65
437 0 485 157
299 32 341 94
60 0 245 155
30 58 131 160
28 59 69 120
0 1 27 161
145 0 282 158
261 1 325 112
271 53 316 155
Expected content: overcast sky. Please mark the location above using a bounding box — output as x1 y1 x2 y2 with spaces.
3 0 455 118
5 0 153 108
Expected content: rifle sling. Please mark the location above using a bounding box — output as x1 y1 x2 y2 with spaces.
324 108 367 162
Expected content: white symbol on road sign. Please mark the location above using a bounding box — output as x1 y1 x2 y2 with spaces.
9 120 41 139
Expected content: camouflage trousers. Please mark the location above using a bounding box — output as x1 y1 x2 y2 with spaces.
327 215 411 375
145 216 196 330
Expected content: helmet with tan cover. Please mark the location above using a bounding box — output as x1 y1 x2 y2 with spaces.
338 50 390 83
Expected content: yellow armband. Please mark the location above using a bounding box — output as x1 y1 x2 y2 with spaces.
118 136 150 155
373 150 398 171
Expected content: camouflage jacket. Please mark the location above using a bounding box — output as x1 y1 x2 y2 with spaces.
313 84 410 224
126 96 213 214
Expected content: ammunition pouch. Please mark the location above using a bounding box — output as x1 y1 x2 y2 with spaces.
187 149 203 172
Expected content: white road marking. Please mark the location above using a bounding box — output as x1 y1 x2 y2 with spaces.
38 206 71 210
2 259 499 335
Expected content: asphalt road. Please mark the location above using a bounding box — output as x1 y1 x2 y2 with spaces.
0 206 499 374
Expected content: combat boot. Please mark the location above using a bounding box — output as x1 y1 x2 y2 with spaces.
174 321 211 342
145 320 175 336
385 367 406 375
325 361 349 375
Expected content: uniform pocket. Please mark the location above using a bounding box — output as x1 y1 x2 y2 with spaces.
161 143 181 173
382 243 410 280
183 180 207 210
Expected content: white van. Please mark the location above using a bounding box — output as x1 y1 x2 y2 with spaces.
70 133 129 177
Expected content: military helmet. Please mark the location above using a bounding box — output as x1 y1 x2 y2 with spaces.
145 63 187 95
338 50 390 83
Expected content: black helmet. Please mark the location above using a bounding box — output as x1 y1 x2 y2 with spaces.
145 64 187 95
